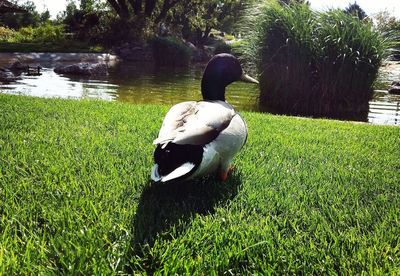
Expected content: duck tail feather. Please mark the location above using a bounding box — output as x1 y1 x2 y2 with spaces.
161 162 195 182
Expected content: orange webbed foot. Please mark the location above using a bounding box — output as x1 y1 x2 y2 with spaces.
219 165 235 182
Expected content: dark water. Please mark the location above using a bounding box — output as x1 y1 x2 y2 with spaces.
1 61 399 125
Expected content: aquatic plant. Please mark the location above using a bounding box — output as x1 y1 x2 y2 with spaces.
243 1 395 120
151 36 192 66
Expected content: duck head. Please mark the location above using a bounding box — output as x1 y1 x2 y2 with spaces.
201 53 259 101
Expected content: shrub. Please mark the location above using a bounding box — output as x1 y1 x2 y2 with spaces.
224 34 235 41
4 24 65 43
31 23 65 43
0 27 15 42
214 41 232 55
151 36 192 66
12 26 34 42
243 2 394 120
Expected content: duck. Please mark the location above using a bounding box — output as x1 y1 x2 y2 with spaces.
151 53 259 183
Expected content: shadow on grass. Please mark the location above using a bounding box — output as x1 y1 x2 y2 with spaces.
133 172 242 247
126 172 242 272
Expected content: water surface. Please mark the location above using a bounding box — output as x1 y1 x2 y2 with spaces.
1 61 399 125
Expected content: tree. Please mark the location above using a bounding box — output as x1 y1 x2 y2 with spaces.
345 2 367 20
170 0 256 44
40 10 51 23
374 11 400 33
374 11 400 60
0 0 40 29
59 0 103 41
106 0 181 23
61 1 82 33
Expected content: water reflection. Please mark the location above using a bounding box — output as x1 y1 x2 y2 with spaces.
108 62 259 111
0 61 398 125
2 68 117 100
369 92 400 125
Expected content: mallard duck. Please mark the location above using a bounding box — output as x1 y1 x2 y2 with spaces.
151 53 258 183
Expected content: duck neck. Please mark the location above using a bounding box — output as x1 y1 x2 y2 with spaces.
201 78 226 101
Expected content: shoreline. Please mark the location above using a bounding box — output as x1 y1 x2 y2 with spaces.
0 52 119 67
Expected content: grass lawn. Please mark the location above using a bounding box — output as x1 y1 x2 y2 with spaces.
0 94 399 274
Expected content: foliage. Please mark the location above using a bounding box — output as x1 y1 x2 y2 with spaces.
56 0 151 46
102 0 255 45
242 2 394 120
344 2 367 20
0 0 48 29
106 0 180 23
0 94 399 274
151 36 192 66
59 0 103 41
373 11 400 60
2 23 66 43
214 40 232 55
0 26 15 41
278 0 309 5
374 11 400 33
39 10 51 23
230 39 245 56
170 0 256 45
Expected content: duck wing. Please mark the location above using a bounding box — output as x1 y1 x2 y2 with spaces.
153 101 235 146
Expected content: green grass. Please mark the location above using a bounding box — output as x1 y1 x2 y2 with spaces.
0 94 399 274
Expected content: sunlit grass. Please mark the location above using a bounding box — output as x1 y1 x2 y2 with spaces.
0 94 399 274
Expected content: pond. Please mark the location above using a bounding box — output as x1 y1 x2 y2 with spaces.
1 60 399 126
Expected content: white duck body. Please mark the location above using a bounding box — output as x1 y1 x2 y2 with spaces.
151 53 258 183
151 100 247 182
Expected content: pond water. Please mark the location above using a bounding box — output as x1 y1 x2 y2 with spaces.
1 62 259 110
1 61 399 126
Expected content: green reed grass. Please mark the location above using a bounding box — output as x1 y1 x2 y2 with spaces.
0 95 399 274
151 36 192 66
242 1 396 120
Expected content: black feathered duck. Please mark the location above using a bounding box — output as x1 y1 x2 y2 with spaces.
151 53 259 183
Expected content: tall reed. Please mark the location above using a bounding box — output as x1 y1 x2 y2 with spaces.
151 36 192 67
242 1 394 120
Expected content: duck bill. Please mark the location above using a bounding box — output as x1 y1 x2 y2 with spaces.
241 73 259 84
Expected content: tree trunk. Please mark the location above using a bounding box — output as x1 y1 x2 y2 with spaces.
126 0 142 15
155 0 180 23
201 25 212 44
145 0 157 17
110 0 129 18
107 0 123 17
117 0 130 17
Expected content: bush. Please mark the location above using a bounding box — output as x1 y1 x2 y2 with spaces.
14 26 34 42
230 40 247 58
0 27 15 42
4 24 65 43
151 36 192 66
214 41 232 55
243 2 394 120
31 23 65 43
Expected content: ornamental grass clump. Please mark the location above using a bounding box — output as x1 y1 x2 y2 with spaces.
151 36 192 66
244 2 394 120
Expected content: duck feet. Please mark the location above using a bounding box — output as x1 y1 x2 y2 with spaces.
219 165 235 182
